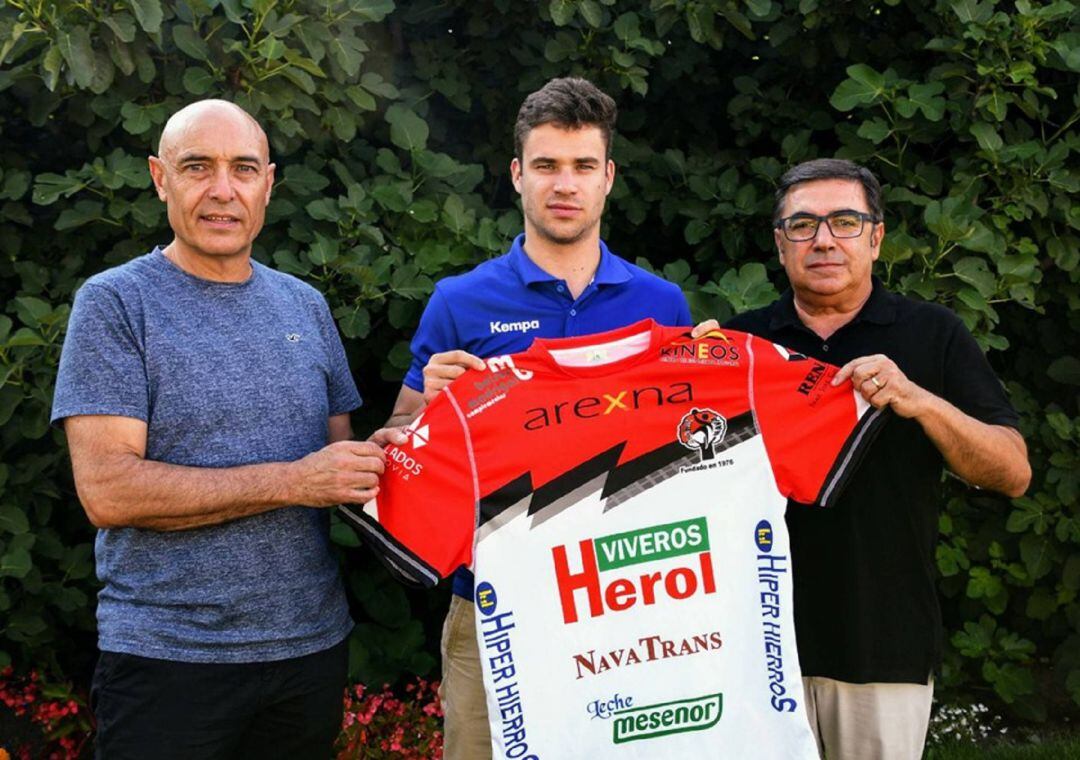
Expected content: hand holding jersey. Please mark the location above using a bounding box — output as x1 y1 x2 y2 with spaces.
343 320 886 759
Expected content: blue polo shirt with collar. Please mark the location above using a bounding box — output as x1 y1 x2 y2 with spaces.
404 233 692 598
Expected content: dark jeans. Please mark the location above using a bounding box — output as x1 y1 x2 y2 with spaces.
91 638 348 760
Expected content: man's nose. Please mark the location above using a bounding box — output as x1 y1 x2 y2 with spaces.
810 220 838 247
208 166 236 201
552 167 577 195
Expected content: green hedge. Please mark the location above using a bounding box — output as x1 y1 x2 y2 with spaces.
0 0 1077 721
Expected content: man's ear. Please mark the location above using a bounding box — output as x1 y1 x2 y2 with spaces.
774 227 786 266
510 157 523 194
148 156 168 202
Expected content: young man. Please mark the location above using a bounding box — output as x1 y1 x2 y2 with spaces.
383 77 709 759
726 158 1030 760
52 100 385 758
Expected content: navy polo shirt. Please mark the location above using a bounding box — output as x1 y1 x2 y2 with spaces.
405 233 692 598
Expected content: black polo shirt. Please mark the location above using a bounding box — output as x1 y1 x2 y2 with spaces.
726 277 1020 683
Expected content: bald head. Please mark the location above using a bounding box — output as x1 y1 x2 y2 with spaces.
148 99 276 277
157 100 269 163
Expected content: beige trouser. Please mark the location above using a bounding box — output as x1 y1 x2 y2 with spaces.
439 594 492 760
802 676 934 760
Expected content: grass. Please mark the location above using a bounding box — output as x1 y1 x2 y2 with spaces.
926 736 1080 760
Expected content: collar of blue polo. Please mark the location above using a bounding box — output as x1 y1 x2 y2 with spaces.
508 233 633 288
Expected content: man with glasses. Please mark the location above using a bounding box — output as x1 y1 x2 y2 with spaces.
726 158 1031 759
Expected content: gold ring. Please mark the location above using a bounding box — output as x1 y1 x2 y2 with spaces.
870 376 883 389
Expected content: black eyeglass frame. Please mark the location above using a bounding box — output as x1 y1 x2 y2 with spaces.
774 210 881 242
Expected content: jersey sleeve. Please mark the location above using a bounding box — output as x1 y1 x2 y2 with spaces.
748 334 888 506
338 389 477 587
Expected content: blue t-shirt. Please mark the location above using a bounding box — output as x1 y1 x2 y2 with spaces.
405 234 692 597
51 248 361 663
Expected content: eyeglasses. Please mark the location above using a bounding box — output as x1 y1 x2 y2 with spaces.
775 211 879 242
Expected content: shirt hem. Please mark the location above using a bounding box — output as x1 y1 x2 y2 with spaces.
98 618 354 664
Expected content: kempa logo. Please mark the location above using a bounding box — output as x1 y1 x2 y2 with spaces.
551 517 716 624
612 693 723 744
489 319 540 334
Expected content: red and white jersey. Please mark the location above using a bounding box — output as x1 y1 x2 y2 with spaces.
341 319 886 759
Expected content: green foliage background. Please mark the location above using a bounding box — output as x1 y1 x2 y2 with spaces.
0 0 1077 722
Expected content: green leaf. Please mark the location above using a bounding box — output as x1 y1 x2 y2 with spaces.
905 82 946 120
182 66 215 95
130 0 164 33
335 306 371 339
856 118 891 144
685 219 713 245
746 0 772 17
390 264 433 299
1019 533 1053 581
0 547 31 578
579 0 603 27
173 25 210 61
386 105 429 152
103 14 138 43
361 72 398 99
120 102 152 135
984 661 1035 703
328 34 365 77
325 107 357 141
307 234 339 266
830 65 885 111
970 122 1003 151
0 505 29 535
441 194 474 234
41 45 63 91
57 27 95 89
345 85 377 111
613 12 641 41
950 0 993 23
953 257 996 297
283 164 330 196
257 35 286 61
1047 356 1080 386
549 0 576 26
55 200 104 231
6 328 47 347
351 0 395 22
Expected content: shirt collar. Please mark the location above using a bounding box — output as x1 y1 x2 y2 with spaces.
769 275 897 331
508 234 632 287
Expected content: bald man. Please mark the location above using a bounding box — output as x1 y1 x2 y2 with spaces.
52 100 384 758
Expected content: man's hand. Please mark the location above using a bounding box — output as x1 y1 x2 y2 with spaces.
690 319 721 338
368 426 409 448
288 440 386 507
832 354 930 418
423 350 486 401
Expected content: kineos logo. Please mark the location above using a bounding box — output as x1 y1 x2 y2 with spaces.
551 517 716 624
677 408 727 461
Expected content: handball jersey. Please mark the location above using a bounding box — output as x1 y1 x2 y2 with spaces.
342 319 886 759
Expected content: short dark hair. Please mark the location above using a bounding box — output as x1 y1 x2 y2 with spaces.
513 77 617 160
773 158 883 224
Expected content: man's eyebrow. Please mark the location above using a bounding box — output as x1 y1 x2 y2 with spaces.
175 153 264 165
